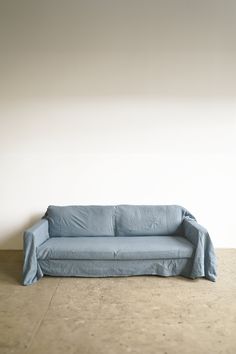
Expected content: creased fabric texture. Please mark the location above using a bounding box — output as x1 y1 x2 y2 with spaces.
22 205 217 285
22 219 49 285
183 217 217 282
38 259 193 278
45 205 115 237
115 205 195 236
37 236 194 260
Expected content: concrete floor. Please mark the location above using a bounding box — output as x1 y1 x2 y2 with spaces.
0 250 236 354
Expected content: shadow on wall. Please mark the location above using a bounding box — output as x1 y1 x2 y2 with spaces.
0 213 43 250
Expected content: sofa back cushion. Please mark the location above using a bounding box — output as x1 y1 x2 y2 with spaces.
115 205 191 236
45 205 116 237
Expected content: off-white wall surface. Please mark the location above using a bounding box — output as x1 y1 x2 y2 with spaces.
0 1 235 249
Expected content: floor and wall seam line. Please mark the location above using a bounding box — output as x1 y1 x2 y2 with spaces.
25 279 61 353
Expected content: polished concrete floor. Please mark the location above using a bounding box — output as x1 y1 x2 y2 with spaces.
0 249 236 354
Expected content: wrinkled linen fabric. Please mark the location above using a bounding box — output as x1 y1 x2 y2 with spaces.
22 205 217 285
37 236 194 260
38 259 194 279
45 205 115 237
23 219 49 285
116 205 195 236
183 217 217 281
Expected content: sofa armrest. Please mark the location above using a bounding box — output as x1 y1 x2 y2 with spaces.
183 217 217 281
22 219 49 285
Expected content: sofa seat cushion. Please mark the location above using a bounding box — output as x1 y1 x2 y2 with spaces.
37 236 194 261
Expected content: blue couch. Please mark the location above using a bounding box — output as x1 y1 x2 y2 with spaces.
22 205 217 285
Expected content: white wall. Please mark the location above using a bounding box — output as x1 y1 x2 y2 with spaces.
0 1 235 249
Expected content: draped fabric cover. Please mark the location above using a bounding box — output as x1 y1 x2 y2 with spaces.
22 205 217 285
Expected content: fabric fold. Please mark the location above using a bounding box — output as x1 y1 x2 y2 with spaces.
183 217 217 281
22 219 49 285
22 206 217 285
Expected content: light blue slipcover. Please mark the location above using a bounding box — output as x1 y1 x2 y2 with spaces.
37 236 194 260
22 205 217 285
116 205 194 236
22 219 49 285
38 259 194 279
46 205 115 237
